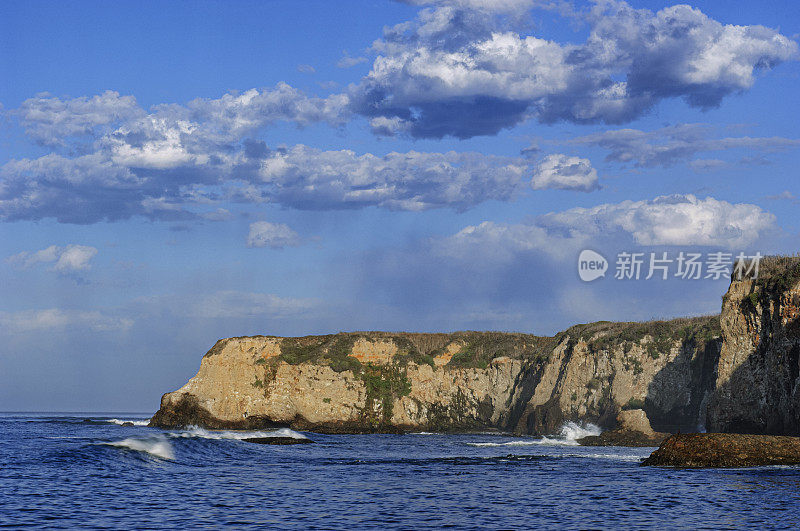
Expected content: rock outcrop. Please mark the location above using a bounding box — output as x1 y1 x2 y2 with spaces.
641 433 800 467
151 256 800 437
578 409 669 447
150 318 721 435
150 332 541 433
707 257 800 434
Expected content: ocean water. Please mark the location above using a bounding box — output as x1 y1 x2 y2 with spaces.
2 414 800 529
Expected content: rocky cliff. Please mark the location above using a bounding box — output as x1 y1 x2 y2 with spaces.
707 256 800 434
150 319 721 434
150 332 549 432
151 256 800 436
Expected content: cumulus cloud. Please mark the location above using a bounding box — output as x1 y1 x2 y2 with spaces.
0 139 548 222
16 91 143 147
246 221 302 248
255 146 528 211
7 244 98 272
531 153 599 191
352 0 798 138
0 309 132 333
571 124 800 168
436 195 776 265
537 194 776 248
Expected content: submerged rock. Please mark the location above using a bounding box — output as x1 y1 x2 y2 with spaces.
641 433 800 467
243 437 313 445
121 421 134 427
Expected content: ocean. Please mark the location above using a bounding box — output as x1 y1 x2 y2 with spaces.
2 413 800 529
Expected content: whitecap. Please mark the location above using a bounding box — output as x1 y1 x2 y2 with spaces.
466 421 602 447
102 435 175 460
170 426 309 441
108 418 150 426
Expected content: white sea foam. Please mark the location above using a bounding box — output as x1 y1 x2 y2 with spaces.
171 426 309 440
558 421 601 441
467 422 602 447
108 418 150 426
103 436 175 460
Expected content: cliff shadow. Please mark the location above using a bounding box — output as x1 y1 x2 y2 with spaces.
643 337 721 434
709 311 800 435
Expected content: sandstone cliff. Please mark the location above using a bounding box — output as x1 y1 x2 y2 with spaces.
707 256 800 434
150 332 548 432
150 256 800 436
150 319 721 434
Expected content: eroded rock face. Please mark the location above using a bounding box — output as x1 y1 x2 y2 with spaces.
509 318 721 435
150 333 531 433
707 268 800 435
150 320 722 434
578 409 668 447
617 409 655 436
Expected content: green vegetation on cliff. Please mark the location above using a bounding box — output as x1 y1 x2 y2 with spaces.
279 334 362 373
559 315 721 357
444 332 554 369
739 255 800 313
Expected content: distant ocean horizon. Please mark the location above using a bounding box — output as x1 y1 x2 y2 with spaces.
3 412 800 528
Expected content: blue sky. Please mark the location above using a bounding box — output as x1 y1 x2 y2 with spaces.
1 0 799 411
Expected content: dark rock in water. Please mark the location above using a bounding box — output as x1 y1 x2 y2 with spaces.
578 430 668 447
641 433 800 467
121 422 135 427
243 437 312 445
579 409 669 447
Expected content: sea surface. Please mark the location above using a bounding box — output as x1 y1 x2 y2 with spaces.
2 413 800 529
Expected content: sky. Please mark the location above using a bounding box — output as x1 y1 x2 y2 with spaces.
1 0 799 412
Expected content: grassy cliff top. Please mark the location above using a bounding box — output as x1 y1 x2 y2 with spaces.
205 314 723 370
557 314 721 354
754 255 800 291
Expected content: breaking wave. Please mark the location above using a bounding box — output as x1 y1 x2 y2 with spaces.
108 418 150 426
170 426 309 441
102 435 175 460
467 422 602 447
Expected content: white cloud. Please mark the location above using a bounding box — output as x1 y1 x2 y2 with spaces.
337 51 368 68
352 0 798 138
538 194 776 248
246 221 302 249
7 244 98 272
16 90 143 147
193 291 318 319
531 154 599 192
0 309 132 333
571 124 800 168
53 245 98 272
256 146 529 211
439 195 777 265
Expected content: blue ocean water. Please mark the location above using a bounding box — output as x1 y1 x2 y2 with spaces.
2 413 800 529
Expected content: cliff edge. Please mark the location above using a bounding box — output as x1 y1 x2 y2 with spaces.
150 256 800 437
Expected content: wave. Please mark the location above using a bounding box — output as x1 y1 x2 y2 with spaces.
169 426 309 441
102 435 175 460
467 421 602 448
108 418 150 426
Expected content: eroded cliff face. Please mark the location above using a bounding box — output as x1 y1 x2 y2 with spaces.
150 320 721 434
508 318 721 435
150 257 800 435
150 333 539 433
707 261 800 434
